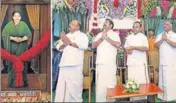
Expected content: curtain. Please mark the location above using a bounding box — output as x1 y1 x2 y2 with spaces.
171 18 176 32
53 8 88 39
144 17 161 36
1 5 9 70
0 5 8 24
26 5 40 73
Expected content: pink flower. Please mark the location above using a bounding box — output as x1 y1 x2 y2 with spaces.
172 8 176 18
161 0 170 16
149 7 157 17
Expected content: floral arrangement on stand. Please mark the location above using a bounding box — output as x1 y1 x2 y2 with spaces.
124 79 139 93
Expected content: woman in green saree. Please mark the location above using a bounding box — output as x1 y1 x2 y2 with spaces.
2 11 32 88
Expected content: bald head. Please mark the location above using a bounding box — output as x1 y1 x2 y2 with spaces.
164 20 172 32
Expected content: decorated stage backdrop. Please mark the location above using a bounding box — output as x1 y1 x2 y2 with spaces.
1 1 51 102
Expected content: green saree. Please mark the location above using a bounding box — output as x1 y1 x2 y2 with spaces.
2 21 32 87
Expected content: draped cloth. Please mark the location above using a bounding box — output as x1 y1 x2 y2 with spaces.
2 21 32 87
1 30 51 87
26 5 40 73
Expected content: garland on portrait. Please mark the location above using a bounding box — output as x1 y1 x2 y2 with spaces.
1 30 51 87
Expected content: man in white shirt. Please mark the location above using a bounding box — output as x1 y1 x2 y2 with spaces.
92 19 121 102
124 21 149 100
155 20 176 102
55 20 88 102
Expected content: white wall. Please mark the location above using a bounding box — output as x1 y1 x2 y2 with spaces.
89 18 139 31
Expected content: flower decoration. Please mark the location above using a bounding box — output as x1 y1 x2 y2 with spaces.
167 1 176 19
98 4 110 18
149 6 162 18
142 0 176 18
98 0 136 19
167 6 175 18
142 1 159 18
124 79 139 93
52 0 92 14
52 0 66 12
161 0 171 16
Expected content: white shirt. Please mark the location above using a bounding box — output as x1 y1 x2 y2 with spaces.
124 33 148 65
155 31 176 65
93 30 121 65
56 31 88 67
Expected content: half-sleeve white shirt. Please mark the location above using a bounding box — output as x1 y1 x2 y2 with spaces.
93 30 121 65
56 30 89 67
124 32 148 65
155 31 176 65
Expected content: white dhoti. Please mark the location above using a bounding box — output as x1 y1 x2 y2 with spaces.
128 64 149 101
96 64 117 102
128 64 149 84
55 65 83 102
158 65 176 101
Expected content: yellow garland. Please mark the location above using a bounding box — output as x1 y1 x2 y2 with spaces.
64 0 74 11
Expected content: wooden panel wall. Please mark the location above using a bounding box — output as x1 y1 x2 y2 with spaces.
40 3 51 93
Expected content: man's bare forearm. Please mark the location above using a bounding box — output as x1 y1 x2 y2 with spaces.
92 38 103 49
155 40 163 48
133 46 148 52
70 42 79 48
59 44 67 50
166 39 176 48
106 37 121 49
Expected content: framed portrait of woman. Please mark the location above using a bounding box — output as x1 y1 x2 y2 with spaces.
1 0 51 102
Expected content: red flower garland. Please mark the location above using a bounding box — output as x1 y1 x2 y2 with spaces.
114 0 119 8
13 60 24 87
94 0 98 13
1 30 51 87
137 0 141 18
172 8 176 18
19 30 51 61
150 7 157 17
